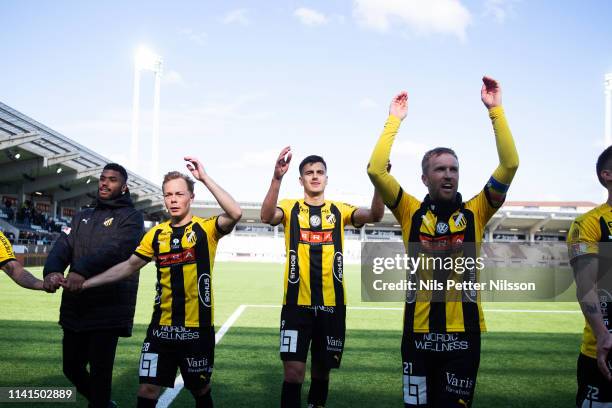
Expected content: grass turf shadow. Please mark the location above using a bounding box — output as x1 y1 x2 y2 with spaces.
0 321 581 407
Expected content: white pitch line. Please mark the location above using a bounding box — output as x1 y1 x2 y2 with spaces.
157 305 247 408
483 309 581 313
348 306 402 311
215 304 248 343
245 304 403 311
245 304 581 313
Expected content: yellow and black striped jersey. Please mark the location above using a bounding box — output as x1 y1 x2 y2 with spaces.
134 216 227 328
389 189 500 333
0 232 16 268
567 203 612 359
368 107 518 334
276 199 359 306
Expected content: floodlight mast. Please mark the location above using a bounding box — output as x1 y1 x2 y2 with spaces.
130 46 163 181
605 73 612 147
130 66 141 173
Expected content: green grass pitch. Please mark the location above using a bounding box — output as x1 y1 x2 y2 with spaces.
0 262 583 407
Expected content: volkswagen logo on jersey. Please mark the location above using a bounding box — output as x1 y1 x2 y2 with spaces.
171 238 181 250
436 222 449 234
198 273 212 307
310 215 321 227
288 250 299 284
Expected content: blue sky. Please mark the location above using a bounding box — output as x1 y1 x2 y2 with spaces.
2 1 612 204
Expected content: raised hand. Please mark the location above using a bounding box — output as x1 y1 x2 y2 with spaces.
274 147 292 181
481 76 502 109
389 91 408 121
184 156 207 182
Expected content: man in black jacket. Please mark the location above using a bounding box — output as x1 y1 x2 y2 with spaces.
43 163 144 408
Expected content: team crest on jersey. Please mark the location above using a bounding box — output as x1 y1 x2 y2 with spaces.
436 222 449 234
186 230 197 244
310 215 321 227
453 213 466 228
326 213 336 224
103 217 114 227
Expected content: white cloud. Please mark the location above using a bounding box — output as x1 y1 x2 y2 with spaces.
358 97 379 110
393 139 428 158
294 7 329 26
353 0 472 41
483 0 518 24
163 70 185 86
178 28 208 46
222 8 250 25
220 149 281 170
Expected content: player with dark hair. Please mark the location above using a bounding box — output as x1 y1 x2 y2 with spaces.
567 145 612 407
45 162 144 408
82 157 242 408
261 150 385 408
368 76 519 407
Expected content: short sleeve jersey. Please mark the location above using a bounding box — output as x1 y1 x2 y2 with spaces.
276 199 359 306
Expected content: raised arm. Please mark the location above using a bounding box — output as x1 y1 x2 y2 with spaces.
261 147 292 225
81 255 147 290
185 156 242 233
481 76 519 190
354 163 390 225
572 256 612 381
2 260 45 291
367 92 408 207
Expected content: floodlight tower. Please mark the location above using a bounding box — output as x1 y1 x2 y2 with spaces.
130 46 163 181
606 73 612 147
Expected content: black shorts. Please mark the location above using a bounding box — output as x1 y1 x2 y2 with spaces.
139 324 215 390
576 353 612 407
280 305 346 369
401 332 480 408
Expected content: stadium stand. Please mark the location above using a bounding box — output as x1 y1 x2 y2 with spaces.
0 102 164 262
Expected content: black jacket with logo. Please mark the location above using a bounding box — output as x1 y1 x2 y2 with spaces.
43 192 144 335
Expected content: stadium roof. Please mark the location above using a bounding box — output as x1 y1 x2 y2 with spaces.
0 101 164 216
190 199 596 240
504 201 597 209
